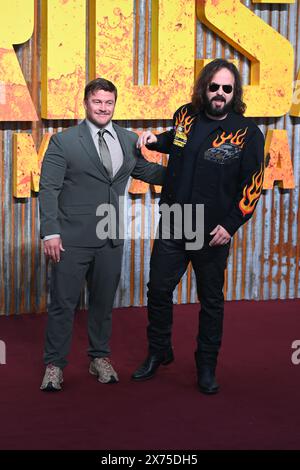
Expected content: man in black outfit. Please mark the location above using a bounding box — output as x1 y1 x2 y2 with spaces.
132 59 265 394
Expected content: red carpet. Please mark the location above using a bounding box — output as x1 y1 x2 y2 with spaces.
0 300 300 450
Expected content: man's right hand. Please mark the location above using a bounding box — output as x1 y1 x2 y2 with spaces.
43 237 65 262
136 131 157 148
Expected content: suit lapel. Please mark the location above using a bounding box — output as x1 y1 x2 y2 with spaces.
112 123 133 179
78 120 109 180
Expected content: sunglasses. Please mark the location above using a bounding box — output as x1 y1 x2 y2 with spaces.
208 83 233 94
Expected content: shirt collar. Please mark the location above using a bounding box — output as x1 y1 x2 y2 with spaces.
86 119 116 140
200 111 246 133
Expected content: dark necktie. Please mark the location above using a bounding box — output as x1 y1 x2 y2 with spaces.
98 129 113 177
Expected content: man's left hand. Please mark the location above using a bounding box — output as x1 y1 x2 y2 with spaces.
209 225 231 247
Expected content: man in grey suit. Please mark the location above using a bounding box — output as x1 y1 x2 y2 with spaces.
39 78 165 391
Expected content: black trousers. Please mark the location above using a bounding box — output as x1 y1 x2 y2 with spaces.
44 242 123 368
147 236 230 356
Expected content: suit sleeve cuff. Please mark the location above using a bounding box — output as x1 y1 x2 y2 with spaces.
43 234 60 241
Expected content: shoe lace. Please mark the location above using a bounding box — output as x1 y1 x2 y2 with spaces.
96 357 114 371
46 364 60 381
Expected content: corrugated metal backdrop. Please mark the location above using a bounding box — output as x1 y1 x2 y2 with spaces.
0 0 299 315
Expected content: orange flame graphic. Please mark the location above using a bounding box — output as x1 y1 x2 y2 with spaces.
212 131 233 147
213 127 248 148
175 107 195 135
239 165 264 217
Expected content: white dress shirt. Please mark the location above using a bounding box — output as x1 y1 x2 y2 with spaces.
85 119 124 177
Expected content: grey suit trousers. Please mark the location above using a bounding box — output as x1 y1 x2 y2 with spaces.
44 241 123 368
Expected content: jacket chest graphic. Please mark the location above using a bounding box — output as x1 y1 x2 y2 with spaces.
204 128 248 165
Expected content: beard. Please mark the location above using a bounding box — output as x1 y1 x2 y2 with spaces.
204 94 233 117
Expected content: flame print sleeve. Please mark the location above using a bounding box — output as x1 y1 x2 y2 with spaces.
147 128 175 154
221 128 265 236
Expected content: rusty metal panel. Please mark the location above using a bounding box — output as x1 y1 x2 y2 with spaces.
0 0 299 315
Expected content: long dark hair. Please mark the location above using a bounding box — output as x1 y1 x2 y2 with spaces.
192 59 246 114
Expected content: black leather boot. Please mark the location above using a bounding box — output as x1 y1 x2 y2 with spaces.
195 351 219 394
132 349 174 381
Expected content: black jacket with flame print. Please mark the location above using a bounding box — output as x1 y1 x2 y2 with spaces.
147 103 265 237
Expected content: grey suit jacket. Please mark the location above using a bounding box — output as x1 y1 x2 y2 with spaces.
39 120 165 247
